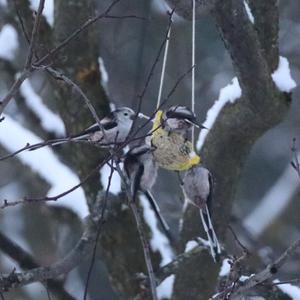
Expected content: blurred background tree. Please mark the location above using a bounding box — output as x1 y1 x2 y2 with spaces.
0 0 299 299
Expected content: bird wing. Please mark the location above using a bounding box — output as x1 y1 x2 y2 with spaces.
206 171 214 215
166 110 199 126
72 120 118 138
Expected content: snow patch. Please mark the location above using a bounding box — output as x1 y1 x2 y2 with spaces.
184 240 198 253
0 24 18 61
244 1 254 24
274 279 300 300
0 115 88 218
100 163 121 195
20 79 65 136
197 77 241 150
157 275 175 300
139 194 174 266
98 57 109 87
272 56 297 92
219 258 231 277
30 0 54 26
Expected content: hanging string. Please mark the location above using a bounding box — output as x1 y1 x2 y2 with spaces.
191 0 196 146
156 24 172 109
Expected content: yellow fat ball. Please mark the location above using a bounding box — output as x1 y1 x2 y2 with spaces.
149 110 200 171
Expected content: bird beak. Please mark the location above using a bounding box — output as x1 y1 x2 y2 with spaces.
138 112 151 120
185 119 206 129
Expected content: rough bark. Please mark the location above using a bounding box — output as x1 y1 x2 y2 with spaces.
51 0 110 206
164 1 293 299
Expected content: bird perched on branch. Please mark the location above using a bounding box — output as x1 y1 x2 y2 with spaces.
148 110 200 171
161 105 205 140
182 163 221 262
123 144 172 241
30 107 138 150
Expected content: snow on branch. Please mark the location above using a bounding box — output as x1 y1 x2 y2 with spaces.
273 279 300 300
197 77 241 150
212 239 300 299
272 56 297 92
244 1 254 24
30 0 54 26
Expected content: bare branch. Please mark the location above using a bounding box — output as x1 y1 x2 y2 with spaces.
24 0 45 69
156 244 205 284
0 194 107 291
0 231 75 300
213 239 300 299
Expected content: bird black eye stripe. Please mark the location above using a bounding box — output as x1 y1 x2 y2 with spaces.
166 110 195 121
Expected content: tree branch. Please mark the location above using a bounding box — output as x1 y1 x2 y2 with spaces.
156 244 205 285
0 193 106 292
228 239 300 299
165 1 293 299
0 231 75 300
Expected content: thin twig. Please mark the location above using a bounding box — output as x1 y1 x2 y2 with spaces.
0 231 75 299
130 8 175 134
114 162 158 300
0 0 140 118
33 0 122 66
291 138 300 178
83 158 115 300
0 156 110 208
24 0 45 69
0 198 105 291
212 239 300 299
0 0 45 118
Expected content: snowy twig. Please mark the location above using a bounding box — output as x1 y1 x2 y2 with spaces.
214 239 300 299
24 0 45 69
0 0 45 118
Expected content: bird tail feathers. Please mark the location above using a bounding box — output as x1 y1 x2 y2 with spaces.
199 206 221 262
144 190 174 243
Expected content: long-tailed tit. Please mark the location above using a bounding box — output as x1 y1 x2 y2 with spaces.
123 144 172 241
182 163 221 262
31 107 137 150
161 105 205 140
148 110 200 171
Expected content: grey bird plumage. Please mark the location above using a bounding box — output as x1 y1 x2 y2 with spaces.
182 163 221 262
30 107 136 150
124 144 173 241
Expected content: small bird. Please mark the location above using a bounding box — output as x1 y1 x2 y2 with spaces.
30 107 137 150
182 163 221 262
148 110 200 171
161 105 205 140
123 144 173 241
